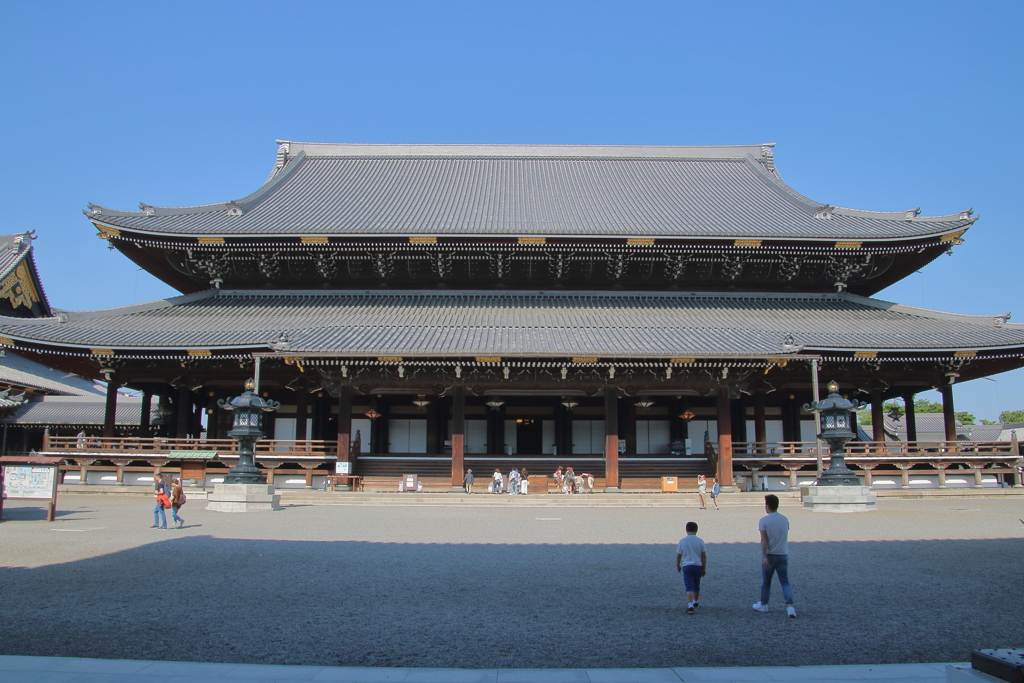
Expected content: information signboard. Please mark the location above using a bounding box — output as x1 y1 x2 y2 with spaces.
3 465 57 499
0 457 62 522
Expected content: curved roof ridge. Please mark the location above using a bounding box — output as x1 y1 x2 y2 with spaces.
51 289 220 321
742 156 977 227
85 152 307 219
830 205 977 223
840 292 1017 328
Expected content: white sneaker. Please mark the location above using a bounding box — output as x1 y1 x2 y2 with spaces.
752 602 769 613
787 606 797 618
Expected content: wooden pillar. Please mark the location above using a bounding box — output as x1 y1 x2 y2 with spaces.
716 387 733 490
902 391 917 443
754 391 767 454
871 389 885 444
561 402 573 455
103 378 118 438
375 397 389 454
140 390 152 438
176 384 190 439
450 384 465 490
295 381 308 441
624 400 637 455
897 463 911 488
604 389 620 491
427 396 439 454
859 464 877 487
940 385 957 443
336 383 352 461
732 395 747 443
781 395 796 442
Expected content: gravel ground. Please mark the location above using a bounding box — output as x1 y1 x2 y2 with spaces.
0 495 1021 669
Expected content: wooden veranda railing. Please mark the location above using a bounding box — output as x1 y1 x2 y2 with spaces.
732 440 1021 459
43 435 337 457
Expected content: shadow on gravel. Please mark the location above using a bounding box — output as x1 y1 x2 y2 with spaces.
0 506 94 521
0 537 1021 669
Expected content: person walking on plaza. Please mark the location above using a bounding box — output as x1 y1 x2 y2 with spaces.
753 494 796 618
710 479 720 509
170 478 186 528
697 474 707 509
676 521 707 615
152 475 169 529
463 468 474 494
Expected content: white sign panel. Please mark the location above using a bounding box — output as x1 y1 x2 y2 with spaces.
3 465 57 499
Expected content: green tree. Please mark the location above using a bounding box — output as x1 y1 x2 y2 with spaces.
999 410 1024 424
914 399 943 413
858 399 974 425
954 411 976 425
858 401 899 425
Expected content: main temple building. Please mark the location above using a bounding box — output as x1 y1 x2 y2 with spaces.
2 141 1022 491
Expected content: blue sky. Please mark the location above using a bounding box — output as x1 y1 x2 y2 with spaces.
1 1 1021 421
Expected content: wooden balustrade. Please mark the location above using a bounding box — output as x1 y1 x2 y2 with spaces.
43 435 337 457
733 440 1019 459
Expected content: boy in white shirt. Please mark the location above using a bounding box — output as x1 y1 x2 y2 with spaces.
675 521 707 615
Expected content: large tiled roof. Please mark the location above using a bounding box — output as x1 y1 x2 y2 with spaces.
85 142 976 242
0 231 51 316
1 395 153 426
0 290 1022 357
0 352 101 396
0 233 33 279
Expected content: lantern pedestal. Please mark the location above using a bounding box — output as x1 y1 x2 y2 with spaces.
206 483 281 513
800 484 876 513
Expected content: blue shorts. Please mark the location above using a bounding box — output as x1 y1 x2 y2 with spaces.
682 564 703 593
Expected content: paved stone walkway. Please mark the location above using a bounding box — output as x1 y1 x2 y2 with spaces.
0 655 965 683
1 496 1021 672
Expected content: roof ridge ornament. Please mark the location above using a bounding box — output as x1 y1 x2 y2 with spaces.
814 204 835 220
959 207 974 220
760 144 782 179
904 207 921 219
267 141 291 182
995 313 1011 327
780 334 804 354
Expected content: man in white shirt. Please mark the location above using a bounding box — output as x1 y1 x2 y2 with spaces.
753 494 796 618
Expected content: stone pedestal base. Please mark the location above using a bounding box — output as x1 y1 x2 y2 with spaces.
206 484 281 513
801 485 876 512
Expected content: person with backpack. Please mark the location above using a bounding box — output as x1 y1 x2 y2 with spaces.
170 478 187 528
152 474 170 529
